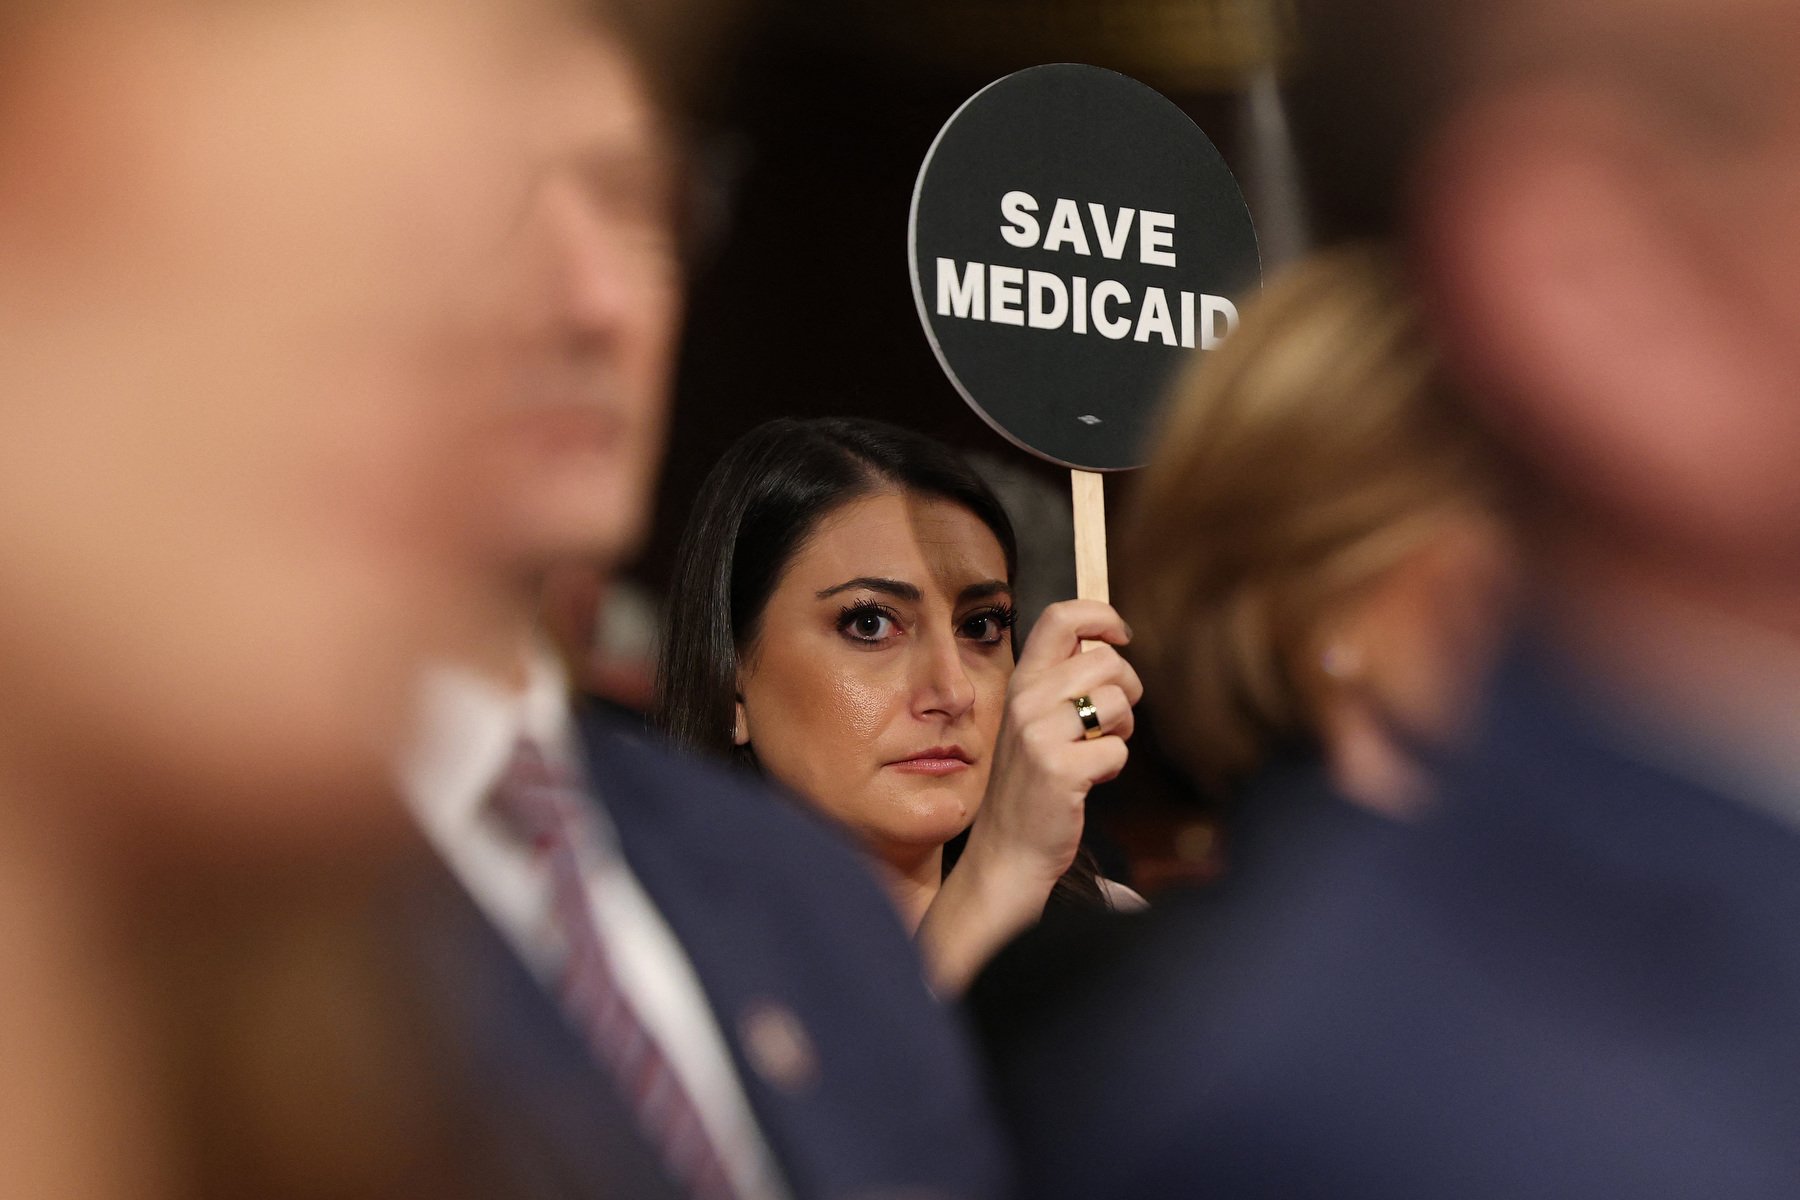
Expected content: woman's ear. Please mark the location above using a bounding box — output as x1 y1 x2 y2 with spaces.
732 693 750 746
1319 640 1364 683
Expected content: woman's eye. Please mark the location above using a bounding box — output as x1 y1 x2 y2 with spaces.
839 606 899 643
960 608 1015 645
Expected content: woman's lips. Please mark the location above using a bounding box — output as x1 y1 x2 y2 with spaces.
887 747 973 776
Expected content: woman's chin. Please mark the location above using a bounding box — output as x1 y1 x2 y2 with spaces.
860 786 979 853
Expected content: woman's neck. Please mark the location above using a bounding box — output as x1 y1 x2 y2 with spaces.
870 842 945 934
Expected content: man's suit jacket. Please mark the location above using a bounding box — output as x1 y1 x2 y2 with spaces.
1000 641 1800 1199
405 712 1012 1200
398 849 691 1200
577 714 1011 1200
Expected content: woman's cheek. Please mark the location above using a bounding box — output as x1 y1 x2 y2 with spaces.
826 668 896 750
973 657 1011 738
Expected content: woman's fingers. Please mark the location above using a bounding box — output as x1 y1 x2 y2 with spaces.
1015 599 1131 672
1067 683 1135 743
994 599 1142 792
1022 641 1144 711
1066 731 1130 787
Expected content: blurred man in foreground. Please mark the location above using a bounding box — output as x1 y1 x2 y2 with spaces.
399 5 1009 1198
0 0 580 1195
999 1 1800 1196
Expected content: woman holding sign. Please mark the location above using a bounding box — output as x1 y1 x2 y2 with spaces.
655 417 1143 995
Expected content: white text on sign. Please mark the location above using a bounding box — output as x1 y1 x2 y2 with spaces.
931 190 1239 349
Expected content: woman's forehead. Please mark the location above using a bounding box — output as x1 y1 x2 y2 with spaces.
791 491 1009 591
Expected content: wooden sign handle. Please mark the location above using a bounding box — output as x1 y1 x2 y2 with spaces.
1072 470 1108 651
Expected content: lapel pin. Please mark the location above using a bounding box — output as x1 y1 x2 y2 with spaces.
739 999 819 1094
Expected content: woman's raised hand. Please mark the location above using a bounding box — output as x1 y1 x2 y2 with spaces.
918 599 1143 995
964 598 1143 889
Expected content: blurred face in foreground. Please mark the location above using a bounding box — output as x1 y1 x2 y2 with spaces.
0 0 569 850
735 492 1016 862
1423 0 1800 580
475 28 686 576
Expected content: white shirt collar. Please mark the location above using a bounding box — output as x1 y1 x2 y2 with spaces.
399 645 577 838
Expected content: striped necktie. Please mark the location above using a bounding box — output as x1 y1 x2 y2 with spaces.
488 738 743 1200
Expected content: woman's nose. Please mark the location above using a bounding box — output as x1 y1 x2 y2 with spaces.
912 634 976 720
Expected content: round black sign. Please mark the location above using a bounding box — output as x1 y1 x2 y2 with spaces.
909 64 1260 471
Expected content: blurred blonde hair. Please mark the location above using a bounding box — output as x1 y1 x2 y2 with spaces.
1119 242 1492 795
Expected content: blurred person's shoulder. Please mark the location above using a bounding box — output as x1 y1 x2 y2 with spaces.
1002 643 1800 1198
573 707 889 892
973 753 1386 1052
568 703 940 991
995 784 1438 1197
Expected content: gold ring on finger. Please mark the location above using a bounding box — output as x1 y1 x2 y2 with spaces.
1070 695 1104 740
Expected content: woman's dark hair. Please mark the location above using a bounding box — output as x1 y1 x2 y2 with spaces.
654 416 1105 909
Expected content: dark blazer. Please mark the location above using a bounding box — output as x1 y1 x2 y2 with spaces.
571 714 1013 1200
1000 641 1800 1199
397 851 690 1200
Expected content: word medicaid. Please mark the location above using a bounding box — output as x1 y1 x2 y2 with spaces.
932 190 1239 349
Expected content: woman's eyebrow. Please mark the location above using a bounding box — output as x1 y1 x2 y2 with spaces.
958 580 1012 603
815 577 922 601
